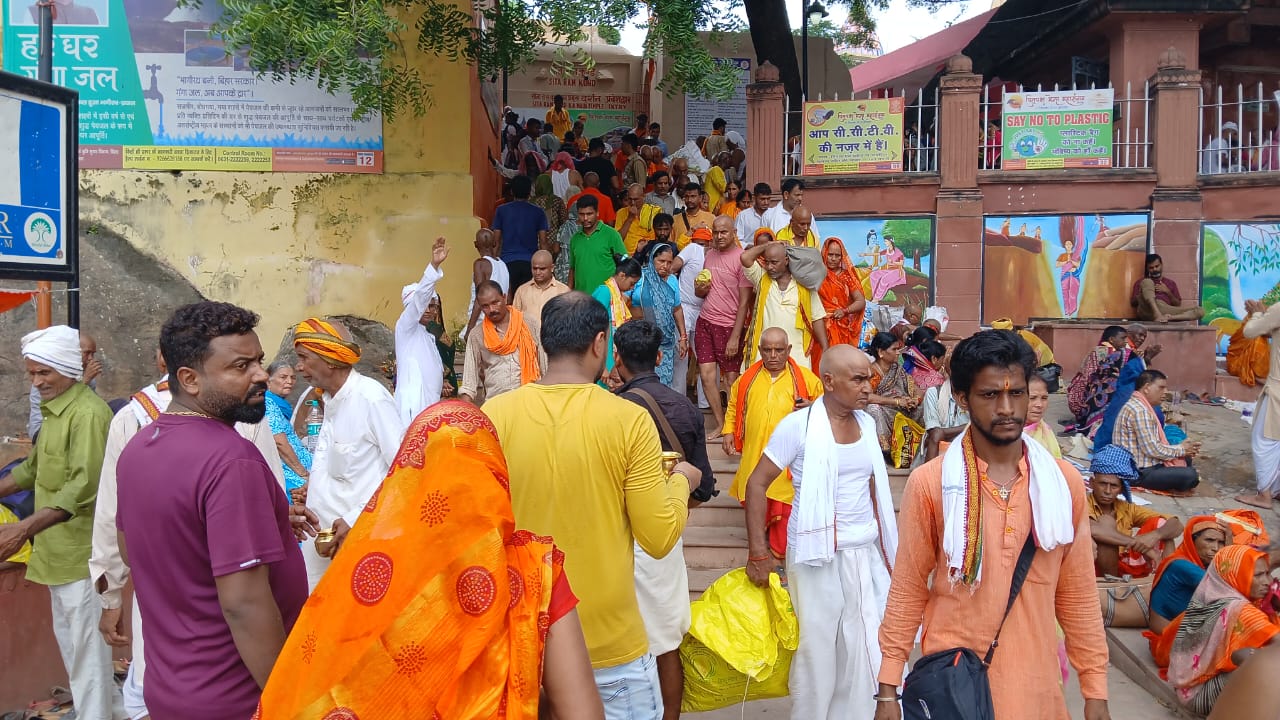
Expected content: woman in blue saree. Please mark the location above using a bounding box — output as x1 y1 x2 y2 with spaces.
265 359 312 499
628 241 687 387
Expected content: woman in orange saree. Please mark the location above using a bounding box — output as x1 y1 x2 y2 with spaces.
1168 544 1278 715
817 237 867 349
258 401 603 720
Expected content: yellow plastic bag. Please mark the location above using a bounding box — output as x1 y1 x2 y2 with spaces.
0 503 31 564
891 413 925 469
680 568 798 712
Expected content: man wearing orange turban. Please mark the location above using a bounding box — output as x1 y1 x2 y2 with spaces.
293 318 405 589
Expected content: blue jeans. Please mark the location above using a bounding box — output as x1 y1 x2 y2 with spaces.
593 653 663 720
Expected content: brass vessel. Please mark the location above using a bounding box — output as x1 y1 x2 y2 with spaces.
660 451 682 476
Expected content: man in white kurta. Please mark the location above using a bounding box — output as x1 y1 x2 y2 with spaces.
89 372 283 719
301 369 404 589
394 237 450 426
1237 299 1280 509
742 346 898 720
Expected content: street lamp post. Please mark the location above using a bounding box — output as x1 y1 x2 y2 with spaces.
801 1 829 101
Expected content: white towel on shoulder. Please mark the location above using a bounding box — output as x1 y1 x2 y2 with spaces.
940 429 1073 588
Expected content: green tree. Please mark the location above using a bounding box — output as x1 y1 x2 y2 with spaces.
203 0 917 121
597 25 622 45
881 218 932 272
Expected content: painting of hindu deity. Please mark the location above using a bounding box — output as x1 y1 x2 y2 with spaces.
981 213 1148 324
814 216 934 310
1201 222 1280 355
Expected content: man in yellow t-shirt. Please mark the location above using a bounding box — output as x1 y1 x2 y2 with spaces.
614 183 660 254
545 95 572 140
775 205 818 248
484 292 701 709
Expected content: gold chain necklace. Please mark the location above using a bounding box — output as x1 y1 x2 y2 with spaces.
167 406 212 419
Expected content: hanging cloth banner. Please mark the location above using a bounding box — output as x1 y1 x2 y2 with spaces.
0 290 37 314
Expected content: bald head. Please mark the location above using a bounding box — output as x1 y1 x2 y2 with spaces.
711 214 737 251
820 344 874 411
531 249 554 286
763 242 790 280
584 171 600 188
789 206 813 241
758 327 792 373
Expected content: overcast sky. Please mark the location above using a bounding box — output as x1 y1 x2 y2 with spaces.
618 0 987 57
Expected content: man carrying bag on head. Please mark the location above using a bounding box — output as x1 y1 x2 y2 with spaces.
874 330 1111 720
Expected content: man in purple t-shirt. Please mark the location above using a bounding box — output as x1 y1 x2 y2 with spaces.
117 302 310 720
694 214 754 434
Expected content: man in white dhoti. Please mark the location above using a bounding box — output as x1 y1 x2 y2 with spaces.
90 350 283 719
394 236 451 425
743 344 898 720
1235 299 1280 509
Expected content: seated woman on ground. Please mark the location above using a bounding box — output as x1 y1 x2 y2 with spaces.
1148 516 1231 639
1167 544 1279 716
922 353 968 461
903 331 947 392
1087 445 1181 579
865 331 924 457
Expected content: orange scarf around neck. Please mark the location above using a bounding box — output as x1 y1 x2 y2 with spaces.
483 307 542 385
731 358 812 453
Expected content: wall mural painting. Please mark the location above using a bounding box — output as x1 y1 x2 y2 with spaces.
815 216 935 310
1200 222 1280 355
981 213 1149 325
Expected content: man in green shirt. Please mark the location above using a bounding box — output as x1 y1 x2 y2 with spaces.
569 194 626 293
0 325 120 719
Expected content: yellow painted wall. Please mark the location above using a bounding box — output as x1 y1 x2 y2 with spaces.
7 4 485 352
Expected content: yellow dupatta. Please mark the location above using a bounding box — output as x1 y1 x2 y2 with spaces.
751 274 814 364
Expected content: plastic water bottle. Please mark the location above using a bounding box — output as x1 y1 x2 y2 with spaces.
303 400 322 451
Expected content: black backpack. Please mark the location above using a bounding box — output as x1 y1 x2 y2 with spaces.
901 535 1036 720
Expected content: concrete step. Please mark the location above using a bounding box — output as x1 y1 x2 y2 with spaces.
1106 628 1197 719
688 504 744 529
682 525 748 569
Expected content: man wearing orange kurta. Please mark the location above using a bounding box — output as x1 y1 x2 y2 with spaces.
875 330 1111 720
722 328 824 559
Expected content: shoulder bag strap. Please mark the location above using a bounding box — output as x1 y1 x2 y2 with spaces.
983 533 1037 665
624 387 683 459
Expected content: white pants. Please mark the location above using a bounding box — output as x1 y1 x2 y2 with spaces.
301 539 331 592
49 579 125 720
786 545 891 720
1254 394 1280 496
122 593 147 719
633 539 691 656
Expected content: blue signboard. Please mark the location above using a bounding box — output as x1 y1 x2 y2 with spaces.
0 70 77 281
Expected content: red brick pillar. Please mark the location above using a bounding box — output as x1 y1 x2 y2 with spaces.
1149 46 1204 302
746 61 785 195
934 55 985 334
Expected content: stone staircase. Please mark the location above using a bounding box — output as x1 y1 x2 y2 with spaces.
684 431 912 599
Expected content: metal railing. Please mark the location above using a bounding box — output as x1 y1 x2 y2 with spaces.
978 81 1152 170
783 88 940 176
1198 83 1280 175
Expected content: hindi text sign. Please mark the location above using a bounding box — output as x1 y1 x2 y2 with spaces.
801 98 904 175
1002 89 1114 170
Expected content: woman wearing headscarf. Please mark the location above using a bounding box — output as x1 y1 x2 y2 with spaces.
532 174 569 253
548 152 581 202
629 241 687 387
1167 544 1278 715
259 401 604 719
590 254 643 385
1145 516 1233 668
1065 325 1133 436
816 237 867 351
552 190 582 285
